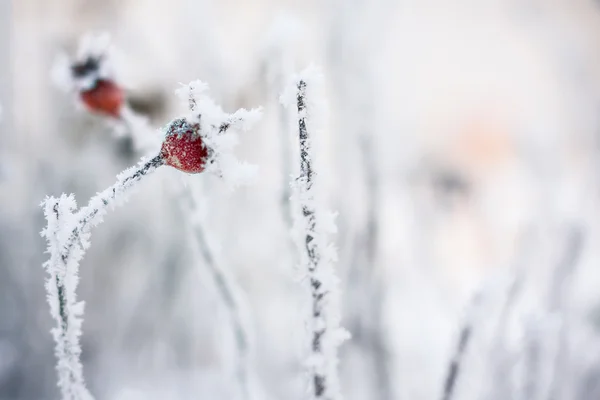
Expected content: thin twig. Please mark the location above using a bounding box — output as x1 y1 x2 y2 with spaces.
63 155 164 265
41 154 163 400
297 79 326 397
442 326 472 400
293 77 346 400
440 294 482 400
43 198 93 400
182 187 252 400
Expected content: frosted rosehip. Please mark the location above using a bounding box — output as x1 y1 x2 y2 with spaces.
80 79 124 118
160 118 209 174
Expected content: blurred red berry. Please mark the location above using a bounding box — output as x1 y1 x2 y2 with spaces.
160 118 209 174
80 79 124 118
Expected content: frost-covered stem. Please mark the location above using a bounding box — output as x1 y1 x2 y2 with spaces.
41 154 163 400
488 276 523 400
182 188 252 400
294 78 345 400
42 198 93 400
487 232 532 400
441 324 472 400
440 294 482 400
63 155 164 264
298 80 324 397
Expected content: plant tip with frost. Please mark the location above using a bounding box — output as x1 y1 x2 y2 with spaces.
166 80 262 184
53 32 125 119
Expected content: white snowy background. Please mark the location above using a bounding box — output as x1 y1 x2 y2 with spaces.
3 0 600 399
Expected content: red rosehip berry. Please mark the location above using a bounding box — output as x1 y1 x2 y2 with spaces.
160 118 209 174
80 79 124 118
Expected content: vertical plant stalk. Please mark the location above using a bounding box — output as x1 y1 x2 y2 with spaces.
486 229 538 400
41 154 164 400
291 76 347 400
42 197 93 400
487 266 524 400
440 293 483 400
181 187 253 400
297 78 326 398
441 324 472 400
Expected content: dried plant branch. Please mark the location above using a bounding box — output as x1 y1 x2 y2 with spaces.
41 154 164 400
284 71 348 400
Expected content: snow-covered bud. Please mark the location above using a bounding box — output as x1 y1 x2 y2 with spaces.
160 118 209 174
53 33 125 119
79 79 124 118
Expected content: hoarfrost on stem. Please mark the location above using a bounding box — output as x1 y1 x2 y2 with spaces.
40 195 93 400
283 67 349 400
40 154 164 400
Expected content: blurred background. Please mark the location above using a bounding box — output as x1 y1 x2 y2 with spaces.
3 0 600 399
